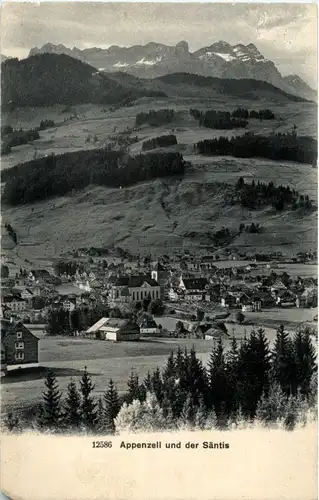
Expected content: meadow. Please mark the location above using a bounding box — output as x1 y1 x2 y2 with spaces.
2 304 317 413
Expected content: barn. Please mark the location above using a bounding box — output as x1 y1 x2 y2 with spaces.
86 317 140 341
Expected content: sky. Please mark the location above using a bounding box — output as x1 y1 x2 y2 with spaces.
1 2 317 88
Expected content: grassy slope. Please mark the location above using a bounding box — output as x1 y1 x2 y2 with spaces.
1 98 317 262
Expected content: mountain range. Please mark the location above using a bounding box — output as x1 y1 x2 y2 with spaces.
28 40 316 101
1 53 309 109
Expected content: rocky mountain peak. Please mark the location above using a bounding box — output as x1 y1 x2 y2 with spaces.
175 40 189 56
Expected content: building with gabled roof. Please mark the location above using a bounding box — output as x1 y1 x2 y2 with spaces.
1 319 39 371
86 317 140 341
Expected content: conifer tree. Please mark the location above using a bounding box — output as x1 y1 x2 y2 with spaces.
271 325 295 395
143 371 153 392
292 329 317 396
162 351 176 383
63 379 82 429
103 379 120 434
80 367 97 430
38 370 62 430
194 395 207 430
185 346 208 406
126 370 141 403
225 335 239 415
237 329 271 417
208 337 228 415
151 367 163 403
179 394 196 429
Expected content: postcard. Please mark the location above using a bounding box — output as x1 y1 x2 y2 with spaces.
0 2 317 499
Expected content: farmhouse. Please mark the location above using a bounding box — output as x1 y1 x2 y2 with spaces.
140 319 159 335
1 319 39 372
86 317 140 341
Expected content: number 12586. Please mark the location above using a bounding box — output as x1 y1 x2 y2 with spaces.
92 441 113 448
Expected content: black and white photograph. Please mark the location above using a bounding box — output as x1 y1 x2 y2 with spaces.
0 2 317 498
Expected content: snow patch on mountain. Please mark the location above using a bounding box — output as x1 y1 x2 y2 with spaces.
214 52 236 62
113 62 129 68
135 56 163 66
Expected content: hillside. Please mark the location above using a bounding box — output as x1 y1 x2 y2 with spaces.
28 40 317 101
154 73 308 102
1 54 166 110
2 156 317 264
1 54 309 112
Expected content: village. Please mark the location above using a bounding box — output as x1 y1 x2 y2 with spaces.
1 246 317 376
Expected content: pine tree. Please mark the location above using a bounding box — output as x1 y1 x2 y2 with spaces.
80 367 97 430
38 370 62 430
185 346 208 406
208 337 228 415
151 368 163 403
63 379 82 429
179 394 195 429
237 329 271 417
225 336 239 415
126 370 141 403
162 351 175 383
194 395 207 430
103 379 120 434
143 371 153 392
271 325 295 395
292 329 317 396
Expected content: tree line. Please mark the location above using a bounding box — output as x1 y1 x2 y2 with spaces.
190 109 248 130
142 135 177 151
1 127 40 155
232 107 275 119
4 222 18 244
230 177 313 212
196 132 317 164
2 149 186 205
4 325 316 433
136 109 175 127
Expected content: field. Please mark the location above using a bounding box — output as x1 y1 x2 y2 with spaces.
3 304 317 413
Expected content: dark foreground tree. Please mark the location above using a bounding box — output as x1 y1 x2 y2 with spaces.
63 379 82 429
38 370 62 430
103 379 120 434
80 367 97 430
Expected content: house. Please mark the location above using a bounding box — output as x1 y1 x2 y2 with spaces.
271 279 287 293
168 287 179 302
21 288 34 301
110 275 161 304
62 297 77 312
1 319 39 371
2 295 28 312
29 269 51 282
86 317 140 341
275 290 297 307
297 287 318 308
220 293 237 308
140 319 159 336
179 277 209 301
204 322 229 340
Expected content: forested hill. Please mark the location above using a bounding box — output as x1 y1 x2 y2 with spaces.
157 73 310 102
1 149 186 205
1 54 166 109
